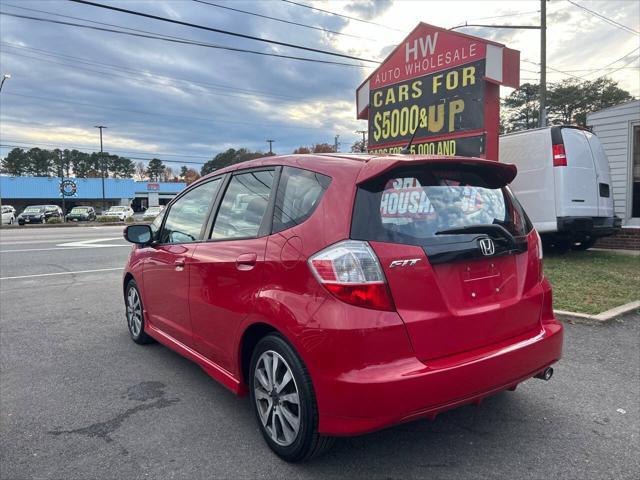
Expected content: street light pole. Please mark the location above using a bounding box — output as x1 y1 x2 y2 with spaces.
0 73 11 92
266 139 274 154
94 125 107 213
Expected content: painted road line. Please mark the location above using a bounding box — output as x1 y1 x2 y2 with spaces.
0 267 124 280
0 245 129 253
57 237 125 247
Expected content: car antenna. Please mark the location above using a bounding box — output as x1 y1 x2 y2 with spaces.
401 121 422 154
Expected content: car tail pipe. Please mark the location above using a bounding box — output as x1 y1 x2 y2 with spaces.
535 367 554 381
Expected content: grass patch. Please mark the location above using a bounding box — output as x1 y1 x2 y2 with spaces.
544 250 640 314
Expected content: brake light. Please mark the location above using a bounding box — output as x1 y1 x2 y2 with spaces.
308 240 394 311
552 144 567 166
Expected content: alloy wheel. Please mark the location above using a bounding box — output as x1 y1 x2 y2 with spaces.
254 350 301 446
126 287 142 337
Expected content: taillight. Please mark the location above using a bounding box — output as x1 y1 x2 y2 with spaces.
308 240 394 311
552 144 567 167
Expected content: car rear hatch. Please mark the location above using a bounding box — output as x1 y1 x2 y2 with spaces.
351 158 543 361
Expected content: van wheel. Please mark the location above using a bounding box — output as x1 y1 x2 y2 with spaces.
125 280 154 345
249 334 334 462
572 238 594 251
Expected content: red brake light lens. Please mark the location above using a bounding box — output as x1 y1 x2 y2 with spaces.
552 144 567 167
308 240 395 311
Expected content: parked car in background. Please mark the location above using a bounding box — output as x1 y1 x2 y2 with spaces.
122 154 563 462
102 206 134 221
1 205 16 225
66 206 96 222
142 205 164 220
17 205 63 225
500 125 621 250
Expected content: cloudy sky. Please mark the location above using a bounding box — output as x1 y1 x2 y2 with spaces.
0 0 638 171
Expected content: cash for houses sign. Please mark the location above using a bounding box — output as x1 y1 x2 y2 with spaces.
356 23 520 160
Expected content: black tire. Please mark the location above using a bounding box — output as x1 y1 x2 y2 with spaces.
125 280 154 345
249 334 334 462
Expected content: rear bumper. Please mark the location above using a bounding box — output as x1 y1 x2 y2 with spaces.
556 216 621 238
317 320 563 436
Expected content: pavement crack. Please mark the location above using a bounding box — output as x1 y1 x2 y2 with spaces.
48 382 180 443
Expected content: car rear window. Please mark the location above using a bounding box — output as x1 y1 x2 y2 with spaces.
351 166 531 247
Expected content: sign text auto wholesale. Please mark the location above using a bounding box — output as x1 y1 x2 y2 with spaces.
356 23 520 160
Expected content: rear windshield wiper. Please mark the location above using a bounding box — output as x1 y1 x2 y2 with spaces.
435 224 516 248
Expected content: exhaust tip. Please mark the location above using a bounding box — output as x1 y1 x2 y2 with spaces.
536 367 554 381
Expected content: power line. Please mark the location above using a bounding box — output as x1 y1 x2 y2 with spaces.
192 0 378 42
0 46 305 103
67 0 380 63
566 0 640 36
0 12 368 68
281 0 404 33
454 9 540 25
2 91 332 131
582 47 640 77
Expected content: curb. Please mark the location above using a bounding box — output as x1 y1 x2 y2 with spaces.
555 300 640 324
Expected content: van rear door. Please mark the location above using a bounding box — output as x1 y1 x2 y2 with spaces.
555 128 598 218
583 130 614 218
351 160 543 361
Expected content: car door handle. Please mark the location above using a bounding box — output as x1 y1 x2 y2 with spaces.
236 253 257 271
174 258 186 271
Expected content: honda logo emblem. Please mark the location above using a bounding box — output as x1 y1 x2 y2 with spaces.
479 238 495 256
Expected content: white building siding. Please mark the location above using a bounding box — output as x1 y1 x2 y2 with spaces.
587 100 640 225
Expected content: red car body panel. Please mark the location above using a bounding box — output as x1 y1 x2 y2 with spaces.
123 154 563 436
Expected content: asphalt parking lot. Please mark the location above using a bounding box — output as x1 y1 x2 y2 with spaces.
1 226 638 480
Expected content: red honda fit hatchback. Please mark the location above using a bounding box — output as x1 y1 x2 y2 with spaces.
123 154 563 462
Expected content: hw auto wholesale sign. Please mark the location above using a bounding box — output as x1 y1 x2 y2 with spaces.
356 23 520 159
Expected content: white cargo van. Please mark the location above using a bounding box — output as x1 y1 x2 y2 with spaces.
500 126 620 250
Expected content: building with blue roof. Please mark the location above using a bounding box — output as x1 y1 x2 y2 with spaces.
0 175 187 214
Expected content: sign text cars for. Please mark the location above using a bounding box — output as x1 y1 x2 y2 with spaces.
356 23 520 160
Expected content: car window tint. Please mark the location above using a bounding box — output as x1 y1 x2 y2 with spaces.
211 170 275 240
160 179 221 244
272 167 330 233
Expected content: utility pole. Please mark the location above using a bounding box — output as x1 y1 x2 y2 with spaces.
539 0 547 127
355 130 367 152
334 135 340 153
266 139 274 155
94 125 107 213
450 4 548 128
59 150 66 222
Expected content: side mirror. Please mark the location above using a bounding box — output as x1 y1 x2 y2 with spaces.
124 224 153 245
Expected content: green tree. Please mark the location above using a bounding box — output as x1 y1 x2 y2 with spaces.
111 156 135 178
71 150 96 178
503 78 633 132
0 148 28 176
52 149 72 178
26 148 53 177
200 148 265 176
502 83 539 132
146 158 165 181
548 78 632 126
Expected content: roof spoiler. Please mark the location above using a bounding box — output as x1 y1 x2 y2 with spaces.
357 156 517 188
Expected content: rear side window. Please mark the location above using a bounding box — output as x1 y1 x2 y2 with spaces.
211 170 275 240
272 167 330 233
351 167 531 247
